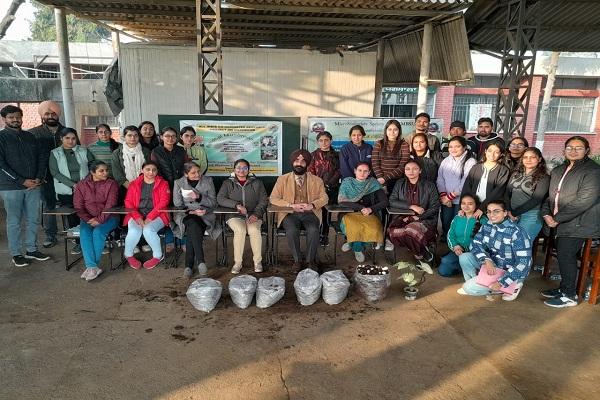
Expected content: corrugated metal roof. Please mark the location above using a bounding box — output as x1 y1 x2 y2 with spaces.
466 0 600 52
35 0 472 49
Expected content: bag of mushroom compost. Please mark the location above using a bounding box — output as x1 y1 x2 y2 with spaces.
256 276 286 308
186 278 222 312
228 275 258 309
293 268 322 306
320 270 351 305
353 264 391 302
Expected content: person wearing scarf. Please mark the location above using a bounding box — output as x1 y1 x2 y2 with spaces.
111 125 150 199
387 160 440 274
338 162 387 262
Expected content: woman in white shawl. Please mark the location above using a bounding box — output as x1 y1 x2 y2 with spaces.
111 125 150 197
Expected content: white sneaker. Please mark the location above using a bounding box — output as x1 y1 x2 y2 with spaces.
141 245 152 252
86 268 102 281
374 243 382 250
341 243 351 252
231 263 243 274
502 282 524 301
133 246 140 254
354 251 365 262
385 239 394 251
254 263 263 273
80 268 91 279
197 262 208 276
416 260 434 275
457 287 467 295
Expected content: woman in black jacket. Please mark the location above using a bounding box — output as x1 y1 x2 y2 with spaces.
541 136 600 308
387 160 440 273
151 126 188 191
410 132 444 183
461 142 510 219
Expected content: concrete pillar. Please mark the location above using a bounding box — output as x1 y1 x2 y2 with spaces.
111 30 120 58
54 7 76 128
416 23 432 114
535 51 560 150
372 39 385 117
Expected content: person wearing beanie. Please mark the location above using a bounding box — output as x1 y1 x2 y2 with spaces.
440 120 474 158
270 149 328 272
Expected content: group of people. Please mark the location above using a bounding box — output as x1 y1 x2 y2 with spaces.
1 103 599 308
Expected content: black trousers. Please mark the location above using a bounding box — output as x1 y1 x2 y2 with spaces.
57 194 79 228
321 187 338 238
555 236 586 297
183 215 207 269
281 212 320 263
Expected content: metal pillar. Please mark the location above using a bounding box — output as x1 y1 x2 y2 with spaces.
372 39 385 117
111 30 120 58
196 0 223 114
535 51 560 150
494 0 540 140
416 23 432 114
54 7 76 128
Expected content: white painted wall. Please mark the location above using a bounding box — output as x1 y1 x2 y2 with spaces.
120 44 377 130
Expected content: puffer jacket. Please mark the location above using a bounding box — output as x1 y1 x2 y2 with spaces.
541 157 600 238
150 145 188 188
124 175 170 226
73 174 119 224
217 173 269 220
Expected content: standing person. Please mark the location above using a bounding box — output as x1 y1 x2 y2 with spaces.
174 162 222 278
139 121 160 152
410 132 443 183
179 126 208 175
151 127 188 190
371 119 411 193
49 127 96 254
308 131 341 246
505 147 550 240
73 161 119 281
217 159 268 274
29 100 64 248
504 136 529 171
338 162 387 262
436 136 477 239
0 105 50 266
461 142 510 219
457 200 532 301
88 124 119 176
111 126 150 193
387 160 440 273
440 120 473 158
123 161 170 270
339 125 373 179
270 149 328 271
407 112 441 153
541 136 600 308
466 117 505 160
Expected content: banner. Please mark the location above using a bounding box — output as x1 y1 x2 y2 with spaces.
307 117 443 152
180 120 283 176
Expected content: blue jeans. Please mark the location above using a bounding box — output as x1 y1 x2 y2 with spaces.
438 251 460 277
80 218 118 268
0 188 41 256
440 203 460 238
516 209 542 241
41 182 57 240
458 252 480 282
124 218 165 258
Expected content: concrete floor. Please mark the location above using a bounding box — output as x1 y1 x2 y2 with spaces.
1 224 599 400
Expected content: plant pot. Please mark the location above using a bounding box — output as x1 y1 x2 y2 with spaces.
404 286 419 301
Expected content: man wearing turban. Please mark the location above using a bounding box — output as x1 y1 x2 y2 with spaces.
269 149 328 272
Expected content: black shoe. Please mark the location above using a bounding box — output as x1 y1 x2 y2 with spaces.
320 236 329 247
24 251 50 261
12 255 29 267
540 287 562 299
42 237 58 248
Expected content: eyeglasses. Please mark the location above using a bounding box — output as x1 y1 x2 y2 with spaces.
162 135 177 139
235 166 249 171
565 146 585 152
486 209 505 215
509 144 525 149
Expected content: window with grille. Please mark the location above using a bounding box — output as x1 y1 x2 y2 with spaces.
380 89 435 118
536 97 596 133
452 95 497 131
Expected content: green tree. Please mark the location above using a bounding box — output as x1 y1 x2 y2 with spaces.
29 1 110 42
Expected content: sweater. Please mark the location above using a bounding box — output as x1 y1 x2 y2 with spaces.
462 163 510 212
73 175 119 224
309 148 341 189
371 139 410 182
506 172 550 216
436 152 477 204
389 178 440 228
470 218 532 288
339 142 373 179
0 127 46 190
88 140 118 175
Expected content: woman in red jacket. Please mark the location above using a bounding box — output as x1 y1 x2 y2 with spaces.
73 161 119 281
123 161 171 270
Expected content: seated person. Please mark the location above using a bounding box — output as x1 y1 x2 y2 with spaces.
387 160 440 274
173 162 221 278
123 161 170 270
457 199 532 301
438 194 484 277
338 162 387 262
217 159 268 275
270 149 328 271
73 161 119 281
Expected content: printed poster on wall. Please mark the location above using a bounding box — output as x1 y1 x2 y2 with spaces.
306 117 443 152
180 120 283 176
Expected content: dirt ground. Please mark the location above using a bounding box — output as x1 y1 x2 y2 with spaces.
1 220 599 400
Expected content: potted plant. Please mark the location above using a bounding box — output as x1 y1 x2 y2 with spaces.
393 261 427 300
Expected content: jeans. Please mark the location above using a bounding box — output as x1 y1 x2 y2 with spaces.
124 218 165 258
228 217 262 265
350 242 367 252
556 236 586 297
40 182 57 240
458 252 480 282
0 188 41 256
79 218 118 268
438 251 461 277
184 215 206 269
462 276 499 296
440 203 460 239
516 209 542 241
281 212 320 263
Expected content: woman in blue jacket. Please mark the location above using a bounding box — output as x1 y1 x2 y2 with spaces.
339 125 372 179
